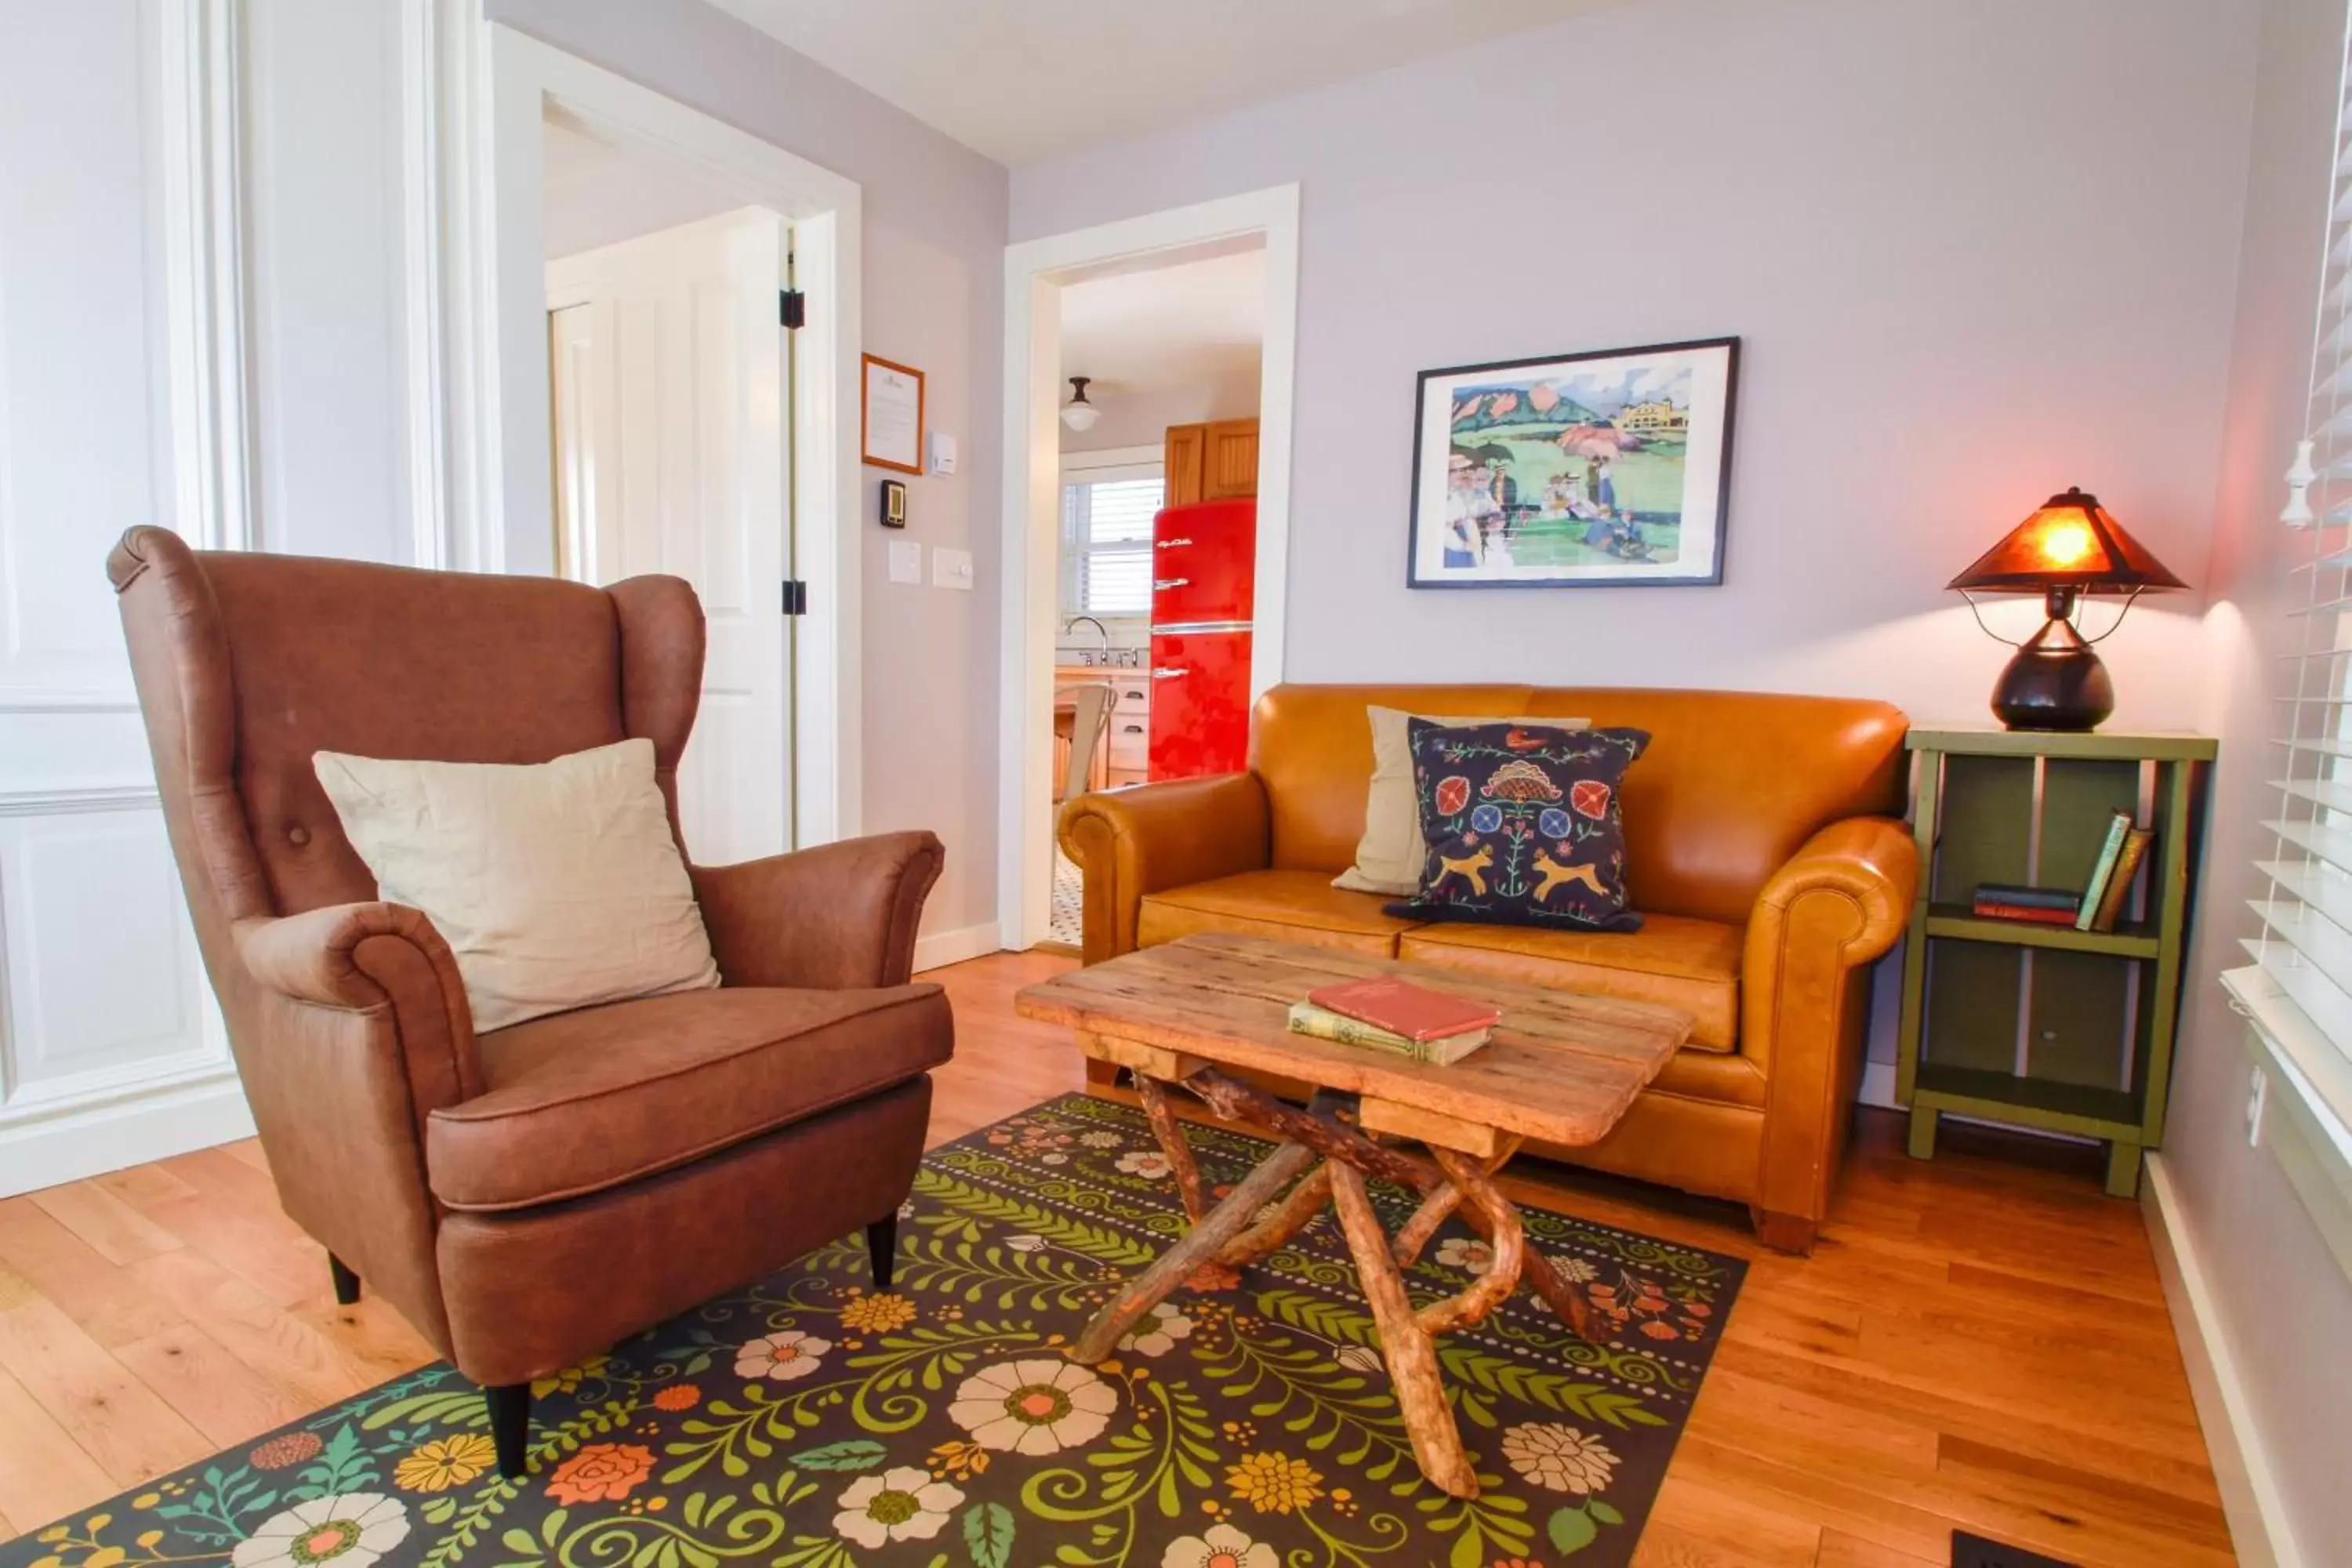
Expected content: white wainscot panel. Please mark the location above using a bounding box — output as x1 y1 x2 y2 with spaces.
0 794 247 1196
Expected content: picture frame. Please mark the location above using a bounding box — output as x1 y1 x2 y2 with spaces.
1406 336 1739 589
861 353 925 474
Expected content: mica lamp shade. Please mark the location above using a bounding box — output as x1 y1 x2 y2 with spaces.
1947 487 2187 732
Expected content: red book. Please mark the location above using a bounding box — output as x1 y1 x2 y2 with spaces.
1973 902 2077 925
1305 976 1501 1043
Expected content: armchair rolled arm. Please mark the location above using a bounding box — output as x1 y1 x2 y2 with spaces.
232 900 484 1107
1740 815 1920 1231
1058 773 1271 964
691 830 944 990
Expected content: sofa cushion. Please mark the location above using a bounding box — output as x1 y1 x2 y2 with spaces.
426 984 953 1211
1138 870 1418 956
1396 914 1740 1051
1386 720 1650 932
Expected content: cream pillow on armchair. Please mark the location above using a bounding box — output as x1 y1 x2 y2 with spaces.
312 737 719 1031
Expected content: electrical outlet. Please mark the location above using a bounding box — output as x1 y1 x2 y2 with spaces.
2246 1064 2268 1149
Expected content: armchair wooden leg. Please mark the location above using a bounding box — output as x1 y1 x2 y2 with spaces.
866 1215 898 1290
328 1254 360 1305
485 1383 531 1479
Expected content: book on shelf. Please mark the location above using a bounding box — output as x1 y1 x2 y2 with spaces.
2074 811 2136 931
1970 901 2079 926
1304 975 1500 1043
1972 883 2081 912
1286 1000 1492 1065
2087 826 2154 933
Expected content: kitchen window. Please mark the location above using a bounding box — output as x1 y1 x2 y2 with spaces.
1061 457 1163 618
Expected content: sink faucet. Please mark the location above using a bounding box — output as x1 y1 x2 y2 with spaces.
1063 615 1111 663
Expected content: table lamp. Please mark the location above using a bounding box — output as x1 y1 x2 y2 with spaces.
1947 487 2187 731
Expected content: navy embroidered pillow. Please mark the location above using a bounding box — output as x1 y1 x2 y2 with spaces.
1385 719 1650 932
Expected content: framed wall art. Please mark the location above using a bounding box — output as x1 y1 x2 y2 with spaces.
1406 336 1738 589
861 353 925 474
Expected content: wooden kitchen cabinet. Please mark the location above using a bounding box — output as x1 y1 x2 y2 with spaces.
1164 424 1207 506
1202 418 1259 499
1164 416 1258 503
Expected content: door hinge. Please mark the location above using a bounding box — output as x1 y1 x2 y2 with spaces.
779 289 806 329
781 579 808 615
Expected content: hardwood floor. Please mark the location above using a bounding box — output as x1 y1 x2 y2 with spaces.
0 949 2229 1566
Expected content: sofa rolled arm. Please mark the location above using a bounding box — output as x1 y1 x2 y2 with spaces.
692 830 944 991
232 901 485 1107
1058 773 1270 963
1751 816 1918 956
1740 815 1920 1236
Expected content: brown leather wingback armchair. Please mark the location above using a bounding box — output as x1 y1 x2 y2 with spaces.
108 527 953 1477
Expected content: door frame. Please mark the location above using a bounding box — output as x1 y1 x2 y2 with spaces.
996 185 1301 950
404 14 863 845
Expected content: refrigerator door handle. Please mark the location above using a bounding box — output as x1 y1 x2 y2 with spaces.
1151 666 1188 680
1152 577 1190 591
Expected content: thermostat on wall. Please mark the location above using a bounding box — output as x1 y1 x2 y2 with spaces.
927 432 958 477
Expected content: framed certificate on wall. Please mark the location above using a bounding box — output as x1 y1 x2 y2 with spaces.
861 354 925 474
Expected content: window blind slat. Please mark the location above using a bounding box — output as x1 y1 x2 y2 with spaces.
2259 858 2352 934
2252 898 2352 1002
2267 818 2352 876
2272 776 2352 813
2251 942 2352 1053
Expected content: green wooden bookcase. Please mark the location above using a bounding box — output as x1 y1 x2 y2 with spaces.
1897 728 2216 1196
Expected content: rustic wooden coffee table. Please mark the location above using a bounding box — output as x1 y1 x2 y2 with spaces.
1014 931 1691 1499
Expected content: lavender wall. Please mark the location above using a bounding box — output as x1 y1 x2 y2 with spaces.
488 0 1009 947
2171 0 2352 1552
1011 0 2254 733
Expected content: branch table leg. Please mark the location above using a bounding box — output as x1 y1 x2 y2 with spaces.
1392 1138 1522 1268
1327 1160 1479 1500
1133 1075 1206 1223
1414 1148 1524 1336
1065 1138 1316 1364
1215 1161 1332 1268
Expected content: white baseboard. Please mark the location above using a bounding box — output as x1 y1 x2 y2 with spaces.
0 1075 256 1199
913 920 1004 975
1859 1058 1899 1109
2141 1152 2304 1568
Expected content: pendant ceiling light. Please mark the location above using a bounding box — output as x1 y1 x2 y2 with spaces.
1061 376 1101 433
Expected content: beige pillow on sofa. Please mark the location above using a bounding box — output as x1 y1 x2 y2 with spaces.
1331 706 1590 896
312 738 719 1032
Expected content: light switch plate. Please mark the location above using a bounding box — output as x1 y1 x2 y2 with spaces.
927 432 958 477
887 539 922 585
932 546 974 590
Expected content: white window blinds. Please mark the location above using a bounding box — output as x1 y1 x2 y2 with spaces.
1061 475 1163 617
2252 44 2352 1067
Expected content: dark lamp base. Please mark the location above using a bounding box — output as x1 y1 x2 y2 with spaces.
1989 615 2112 731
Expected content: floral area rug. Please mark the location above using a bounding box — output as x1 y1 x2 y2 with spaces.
2 1093 1744 1568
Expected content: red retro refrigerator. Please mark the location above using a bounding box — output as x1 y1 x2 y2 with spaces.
1148 499 1257 781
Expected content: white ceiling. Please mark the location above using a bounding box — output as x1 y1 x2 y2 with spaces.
704 0 1618 165
1058 247 1265 401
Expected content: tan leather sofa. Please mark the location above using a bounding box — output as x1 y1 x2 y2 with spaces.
1060 684 1916 1253
110 527 952 1475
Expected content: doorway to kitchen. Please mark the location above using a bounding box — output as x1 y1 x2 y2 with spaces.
1043 249 1272 945
1000 187 1301 953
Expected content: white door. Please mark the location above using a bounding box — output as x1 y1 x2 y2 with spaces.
546 209 793 865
